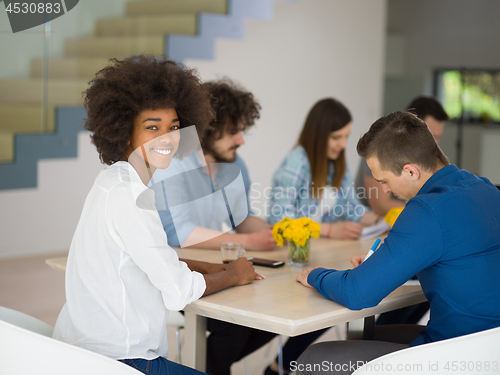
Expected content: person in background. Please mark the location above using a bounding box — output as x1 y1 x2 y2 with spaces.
295 111 500 374
269 98 380 240
52 56 261 375
355 95 449 217
154 79 324 375
155 78 276 251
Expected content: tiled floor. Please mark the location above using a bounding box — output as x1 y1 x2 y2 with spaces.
0 253 343 375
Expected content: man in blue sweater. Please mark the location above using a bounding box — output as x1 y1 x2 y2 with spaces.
295 111 500 374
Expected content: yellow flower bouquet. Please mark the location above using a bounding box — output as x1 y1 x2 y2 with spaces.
272 217 321 267
384 207 404 227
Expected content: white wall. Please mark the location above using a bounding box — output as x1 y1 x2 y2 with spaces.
384 0 500 112
382 0 500 179
387 0 500 78
481 127 500 185
438 122 483 176
186 0 387 218
0 133 103 258
0 0 388 259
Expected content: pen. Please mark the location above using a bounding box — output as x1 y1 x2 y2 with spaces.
363 238 381 262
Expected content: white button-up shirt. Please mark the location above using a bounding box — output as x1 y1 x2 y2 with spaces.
53 161 206 360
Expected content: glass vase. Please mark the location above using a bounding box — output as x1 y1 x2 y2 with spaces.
288 238 310 267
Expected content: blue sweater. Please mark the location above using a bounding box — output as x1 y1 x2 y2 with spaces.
308 165 500 346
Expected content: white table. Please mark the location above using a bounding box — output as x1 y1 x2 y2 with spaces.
174 237 426 370
46 237 426 371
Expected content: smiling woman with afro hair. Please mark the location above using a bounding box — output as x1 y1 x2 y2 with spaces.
53 55 260 375
84 55 215 165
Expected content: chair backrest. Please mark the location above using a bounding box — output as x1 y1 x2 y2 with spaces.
0 319 140 375
0 306 53 337
353 326 500 374
167 310 185 328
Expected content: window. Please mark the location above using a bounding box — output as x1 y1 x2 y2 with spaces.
433 69 500 123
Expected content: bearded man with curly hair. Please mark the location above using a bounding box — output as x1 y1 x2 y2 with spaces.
151 78 326 375
155 78 276 252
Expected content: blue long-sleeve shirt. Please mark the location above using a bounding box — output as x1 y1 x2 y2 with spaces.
308 165 500 346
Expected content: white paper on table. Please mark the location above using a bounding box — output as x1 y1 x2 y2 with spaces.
403 279 421 286
360 220 391 239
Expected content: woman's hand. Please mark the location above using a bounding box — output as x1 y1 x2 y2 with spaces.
359 211 382 226
202 258 263 296
241 230 276 251
225 257 264 285
180 259 228 274
205 262 227 274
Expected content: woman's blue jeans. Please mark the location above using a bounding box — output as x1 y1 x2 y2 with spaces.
120 357 206 375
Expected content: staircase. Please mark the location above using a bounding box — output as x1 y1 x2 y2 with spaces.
0 0 291 189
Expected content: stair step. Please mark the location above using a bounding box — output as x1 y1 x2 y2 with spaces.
64 36 165 58
126 0 227 16
95 14 197 36
0 104 56 133
31 58 110 80
0 104 55 163
0 131 14 163
0 79 88 105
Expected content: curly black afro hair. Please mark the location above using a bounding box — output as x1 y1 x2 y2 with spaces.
201 78 260 150
84 55 215 165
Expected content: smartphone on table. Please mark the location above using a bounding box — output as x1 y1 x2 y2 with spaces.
247 257 285 268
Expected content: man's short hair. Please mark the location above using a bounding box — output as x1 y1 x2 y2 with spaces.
357 111 449 175
406 95 449 122
201 79 260 150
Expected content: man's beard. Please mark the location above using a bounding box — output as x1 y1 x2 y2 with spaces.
206 145 238 163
